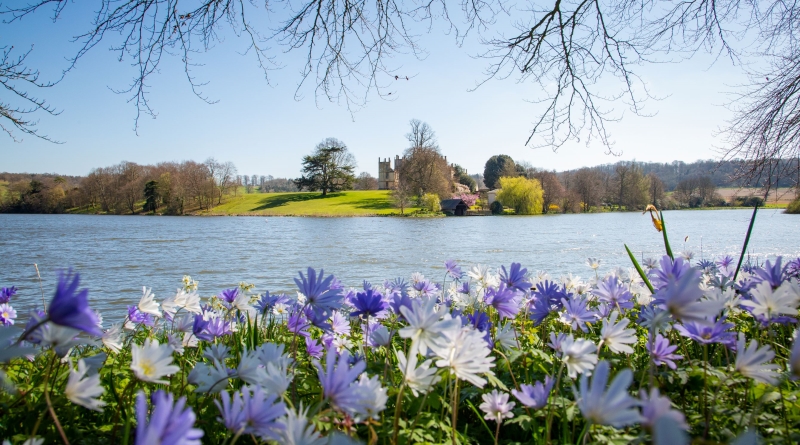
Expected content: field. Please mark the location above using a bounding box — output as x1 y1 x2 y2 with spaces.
203 190 421 216
717 187 797 205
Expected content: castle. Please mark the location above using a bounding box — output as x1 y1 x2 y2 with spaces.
377 155 462 190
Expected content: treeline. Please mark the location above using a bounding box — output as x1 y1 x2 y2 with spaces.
1 159 240 214
484 158 743 213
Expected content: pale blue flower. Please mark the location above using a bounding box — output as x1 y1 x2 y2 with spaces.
135 390 203 445
574 361 641 427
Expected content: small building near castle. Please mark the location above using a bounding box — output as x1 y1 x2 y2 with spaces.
378 154 461 190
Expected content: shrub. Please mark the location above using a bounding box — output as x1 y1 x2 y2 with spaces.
490 200 504 214
420 193 441 212
786 197 800 214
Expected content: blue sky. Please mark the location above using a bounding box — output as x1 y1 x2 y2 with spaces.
2 3 751 178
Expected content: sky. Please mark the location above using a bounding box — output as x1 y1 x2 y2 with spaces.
1 2 754 179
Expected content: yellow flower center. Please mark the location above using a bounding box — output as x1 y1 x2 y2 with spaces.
140 359 156 377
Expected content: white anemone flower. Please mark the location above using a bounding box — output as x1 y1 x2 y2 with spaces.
182 332 199 348
231 291 255 312
560 335 598 379
137 287 161 317
349 374 388 422
399 297 461 357
575 360 642 427
396 349 441 396
586 258 601 270
429 327 495 388
130 339 180 384
275 405 326 445
262 362 293 396
740 280 800 320
600 311 637 354
479 389 515 423
467 265 500 294
790 332 800 381
734 333 781 385
495 321 518 351
162 289 202 318
101 323 123 354
65 359 106 411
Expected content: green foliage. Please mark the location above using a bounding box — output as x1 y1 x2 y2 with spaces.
294 138 356 196
420 193 441 212
483 155 517 189
143 180 159 213
489 200 503 215
496 176 544 215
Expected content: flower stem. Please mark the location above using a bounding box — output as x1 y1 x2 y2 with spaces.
451 377 459 445
391 383 406 445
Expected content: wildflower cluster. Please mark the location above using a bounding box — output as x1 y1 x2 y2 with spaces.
1 251 800 445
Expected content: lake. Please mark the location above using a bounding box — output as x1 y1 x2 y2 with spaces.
1 209 798 318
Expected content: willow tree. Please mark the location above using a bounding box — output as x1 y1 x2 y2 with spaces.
496 176 544 215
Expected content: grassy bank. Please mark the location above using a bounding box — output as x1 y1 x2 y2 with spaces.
201 190 421 216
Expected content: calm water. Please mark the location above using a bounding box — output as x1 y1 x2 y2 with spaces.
1 210 798 317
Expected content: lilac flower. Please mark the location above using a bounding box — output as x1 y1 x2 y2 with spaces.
135 390 203 445
287 313 311 338
458 281 470 294
646 334 682 369
445 260 463 280
0 304 17 326
640 388 688 430
511 376 553 409
786 258 800 280
499 263 531 292
127 306 154 327
48 271 102 336
412 280 438 298
560 296 595 332
592 276 634 311
367 324 391 347
330 312 351 336
574 360 642 427
350 289 388 319
675 319 735 345
315 348 366 411
649 256 692 290
294 268 342 320
479 389 515 423
205 317 233 338
751 257 786 288
485 283 522 319
0 286 16 304
716 255 735 277
215 387 286 440
389 292 414 320
547 332 569 354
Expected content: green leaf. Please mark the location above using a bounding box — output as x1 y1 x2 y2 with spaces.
624 244 654 293
660 210 674 260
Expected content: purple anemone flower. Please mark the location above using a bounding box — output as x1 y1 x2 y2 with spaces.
48 271 101 336
288 313 311 338
458 281 470 294
752 257 786 288
485 283 522 319
219 288 239 305
127 306 154 327
716 255 735 276
315 347 366 411
306 337 324 359
593 276 635 311
512 376 554 409
532 280 566 309
303 306 333 331
192 314 213 341
0 286 17 304
350 288 388 319
135 390 203 445
468 311 492 332
500 262 532 292
649 256 692 290
646 334 683 369
412 280 438 297
675 318 735 345
786 258 800 280
205 317 233 338
23 309 47 344
385 277 409 296
528 297 551 326
255 292 291 314
444 260 463 280
389 293 414 319
295 268 342 320
560 296 595 332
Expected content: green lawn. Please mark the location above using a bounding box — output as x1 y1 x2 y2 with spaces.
204 190 419 216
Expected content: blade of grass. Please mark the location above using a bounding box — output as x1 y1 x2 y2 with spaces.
466 399 495 443
660 211 673 260
733 204 759 282
625 244 655 294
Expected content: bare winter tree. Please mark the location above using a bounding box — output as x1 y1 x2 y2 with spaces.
0 45 60 141
4 0 800 186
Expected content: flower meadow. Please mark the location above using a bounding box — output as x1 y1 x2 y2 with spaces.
2 214 800 444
